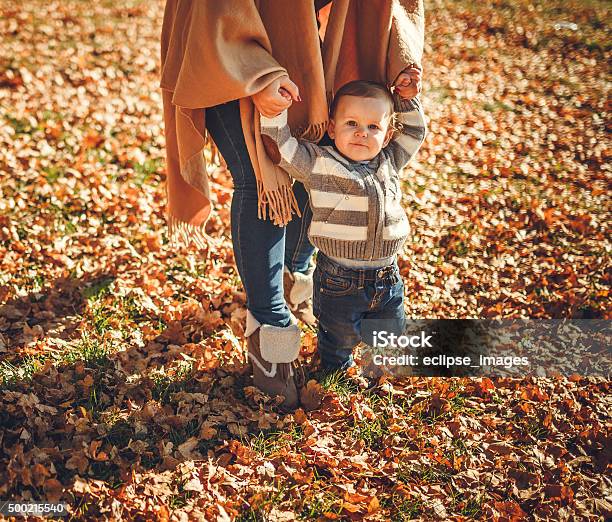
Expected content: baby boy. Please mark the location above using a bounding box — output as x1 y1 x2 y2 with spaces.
260 77 427 371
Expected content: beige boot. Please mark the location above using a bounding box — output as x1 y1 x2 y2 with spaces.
283 266 317 328
246 313 303 411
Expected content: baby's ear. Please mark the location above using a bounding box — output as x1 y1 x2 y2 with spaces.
383 126 394 147
327 119 336 139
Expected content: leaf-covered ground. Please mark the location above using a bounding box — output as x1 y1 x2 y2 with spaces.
0 0 610 520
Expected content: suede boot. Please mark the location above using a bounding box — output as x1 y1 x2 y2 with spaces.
247 322 303 411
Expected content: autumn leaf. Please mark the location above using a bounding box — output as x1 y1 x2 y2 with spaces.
299 379 325 411
0 0 608 519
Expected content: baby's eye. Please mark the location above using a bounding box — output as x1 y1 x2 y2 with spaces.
369 124 380 130
346 120 357 127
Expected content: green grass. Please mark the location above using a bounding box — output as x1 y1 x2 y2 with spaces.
298 490 343 520
42 165 63 184
46 202 80 236
6 115 37 135
62 334 112 369
0 355 45 387
247 425 303 457
448 490 485 517
168 476 196 510
236 482 291 522
151 360 197 404
133 158 163 187
397 461 454 485
317 368 361 402
447 393 481 415
0 328 114 389
483 101 515 113
522 417 551 440
380 494 424 521
82 276 115 300
351 414 389 450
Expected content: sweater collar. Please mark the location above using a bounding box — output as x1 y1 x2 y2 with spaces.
326 146 380 170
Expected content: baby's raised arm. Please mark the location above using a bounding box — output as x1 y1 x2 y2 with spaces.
387 95 427 171
260 111 324 187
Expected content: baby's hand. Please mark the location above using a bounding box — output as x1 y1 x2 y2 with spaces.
394 66 422 100
253 76 300 117
279 85 301 103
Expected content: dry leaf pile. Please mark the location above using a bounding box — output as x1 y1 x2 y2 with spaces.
0 0 609 520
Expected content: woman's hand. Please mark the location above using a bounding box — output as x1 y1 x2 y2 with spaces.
394 66 422 100
252 76 301 117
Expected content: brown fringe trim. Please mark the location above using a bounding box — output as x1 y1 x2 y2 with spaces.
255 120 328 227
168 214 214 250
257 180 302 227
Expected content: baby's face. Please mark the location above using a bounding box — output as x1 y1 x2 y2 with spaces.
328 95 393 162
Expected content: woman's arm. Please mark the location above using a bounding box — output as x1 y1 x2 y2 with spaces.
160 0 289 108
387 0 425 97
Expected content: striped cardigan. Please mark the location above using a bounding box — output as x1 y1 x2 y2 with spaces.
260 97 427 261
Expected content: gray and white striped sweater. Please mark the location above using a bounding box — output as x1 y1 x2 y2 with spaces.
260 97 427 262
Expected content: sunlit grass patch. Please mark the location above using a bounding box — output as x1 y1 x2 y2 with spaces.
151 360 197 404
62 333 113 369
350 414 390 450
298 488 343 520
0 355 45 387
380 493 424 521
397 460 454 485
236 482 291 522
316 368 361 403
0 328 115 389
247 425 303 458
449 490 485 517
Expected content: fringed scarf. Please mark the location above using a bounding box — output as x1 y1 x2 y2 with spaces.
160 0 424 248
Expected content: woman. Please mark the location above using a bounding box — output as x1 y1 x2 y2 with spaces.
160 0 424 410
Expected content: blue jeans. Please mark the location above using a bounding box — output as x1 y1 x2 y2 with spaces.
205 100 316 327
313 253 406 370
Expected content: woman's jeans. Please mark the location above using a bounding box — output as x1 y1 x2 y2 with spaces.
205 100 316 328
313 253 406 370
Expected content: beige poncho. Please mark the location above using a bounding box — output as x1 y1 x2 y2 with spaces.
160 0 424 248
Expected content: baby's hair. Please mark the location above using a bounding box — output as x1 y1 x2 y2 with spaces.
329 80 395 120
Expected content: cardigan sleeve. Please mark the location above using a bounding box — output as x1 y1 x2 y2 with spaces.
386 95 427 172
260 111 322 187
